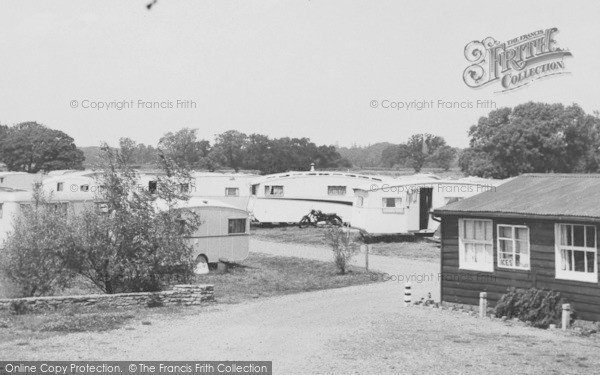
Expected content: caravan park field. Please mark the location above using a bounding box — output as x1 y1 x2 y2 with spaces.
251 226 441 262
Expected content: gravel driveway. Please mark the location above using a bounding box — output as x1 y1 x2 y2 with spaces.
2 240 599 374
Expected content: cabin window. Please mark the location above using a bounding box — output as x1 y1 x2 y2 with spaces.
0 177 3 183
80 185 89 192
328 186 346 196
497 225 530 270
228 218 246 234
356 196 364 207
555 224 597 283
57 182 64 192
225 187 239 197
382 198 403 213
251 184 258 195
265 185 284 197
458 219 493 272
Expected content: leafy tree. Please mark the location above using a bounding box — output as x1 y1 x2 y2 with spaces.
0 187 75 297
460 102 600 178
158 128 211 170
0 122 84 172
430 145 457 171
66 144 201 294
211 130 248 172
405 134 449 172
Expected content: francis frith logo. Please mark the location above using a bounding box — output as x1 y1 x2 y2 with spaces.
463 27 572 92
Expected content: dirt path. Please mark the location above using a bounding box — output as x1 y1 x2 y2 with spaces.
2 241 599 374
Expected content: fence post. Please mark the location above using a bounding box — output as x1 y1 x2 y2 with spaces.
365 244 371 272
404 282 412 307
479 292 487 318
562 303 571 330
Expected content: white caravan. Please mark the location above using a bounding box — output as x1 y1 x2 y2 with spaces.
247 171 385 224
351 176 505 235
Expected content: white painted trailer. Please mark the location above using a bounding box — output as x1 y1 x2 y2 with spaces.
0 172 43 191
247 171 386 224
139 172 256 211
166 198 250 268
0 187 33 248
351 176 506 235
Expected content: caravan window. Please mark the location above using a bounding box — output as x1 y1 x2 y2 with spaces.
0 203 3 218
382 198 403 213
328 186 346 196
356 196 364 207
459 219 493 272
251 184 258 195
228 218 246 234
265 185 284 197
225 188 239 197
179 183 189 193
57 182 64 192
148 181 158 194
555 224 597 283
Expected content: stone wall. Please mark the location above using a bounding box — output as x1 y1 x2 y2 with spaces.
0 284 214 312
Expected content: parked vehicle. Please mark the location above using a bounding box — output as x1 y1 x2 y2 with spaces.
299 209 343 228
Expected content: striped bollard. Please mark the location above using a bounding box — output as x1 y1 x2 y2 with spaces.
479 292 487 318
404 282 412 307
562 303 571 330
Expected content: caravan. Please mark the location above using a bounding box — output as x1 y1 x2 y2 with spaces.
351 176 505 235
248 170 385 224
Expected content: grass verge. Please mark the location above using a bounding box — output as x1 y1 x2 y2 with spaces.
0 253 381 343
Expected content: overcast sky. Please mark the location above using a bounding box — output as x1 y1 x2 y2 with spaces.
1 0 599 148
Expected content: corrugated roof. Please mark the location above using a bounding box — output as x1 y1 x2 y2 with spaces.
435 174 600 219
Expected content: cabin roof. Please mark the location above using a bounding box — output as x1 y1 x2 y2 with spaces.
434 174 600 220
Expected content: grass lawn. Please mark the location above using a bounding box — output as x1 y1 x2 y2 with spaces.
251 226 441 262
0 253 380 343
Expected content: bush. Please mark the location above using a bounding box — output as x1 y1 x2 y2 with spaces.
324 227 359 274
0 186 75 297
494 288 576 328
9 300 29 315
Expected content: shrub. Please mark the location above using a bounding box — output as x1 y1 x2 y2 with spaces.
324 227 359 274
0 186 75 297
494 287 576 328
9 300 29 315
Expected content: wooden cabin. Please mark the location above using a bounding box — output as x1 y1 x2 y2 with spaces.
433 174 600 320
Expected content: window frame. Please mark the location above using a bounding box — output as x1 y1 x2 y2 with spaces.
555 223 598 283
327 185 347 196
228 218 247 235
382 197 403 213
458 218 494 272
225 187 240 197
264 185 284 197
496 224 530 270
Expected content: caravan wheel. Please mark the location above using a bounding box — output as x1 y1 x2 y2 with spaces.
194 255 209 275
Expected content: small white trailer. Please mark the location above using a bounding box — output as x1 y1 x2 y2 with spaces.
171 198 250 271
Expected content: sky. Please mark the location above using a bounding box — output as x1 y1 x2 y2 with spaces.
0 0 599 148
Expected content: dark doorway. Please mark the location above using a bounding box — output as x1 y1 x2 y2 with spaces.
419 187 433 230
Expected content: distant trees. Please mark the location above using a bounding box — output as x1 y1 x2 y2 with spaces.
0 122 84 172
158 128 212 170
459 102 600 178
378 134 457 172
